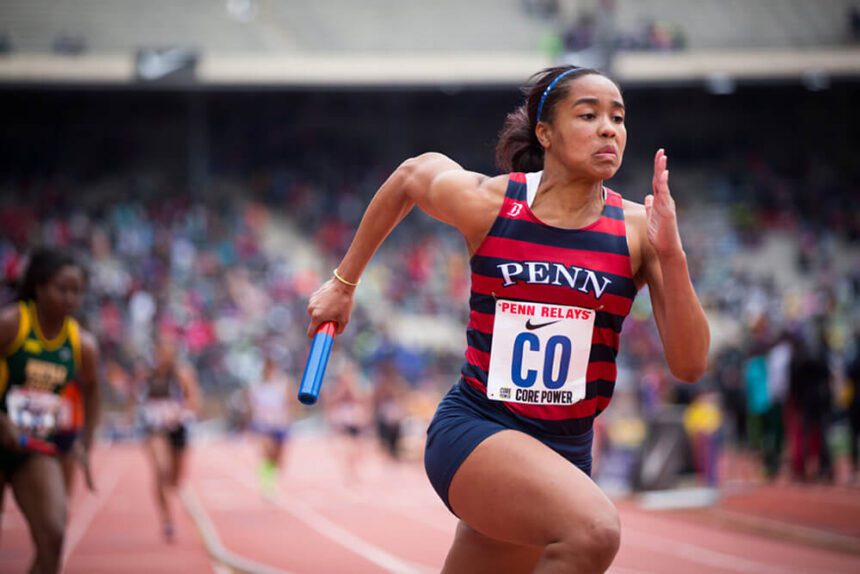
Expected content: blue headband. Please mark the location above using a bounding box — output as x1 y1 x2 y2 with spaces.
536 67 580 123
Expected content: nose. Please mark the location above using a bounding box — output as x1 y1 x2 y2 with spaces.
64 291 81 312
598 116 616 139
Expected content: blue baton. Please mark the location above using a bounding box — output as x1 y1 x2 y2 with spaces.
298 322 336 405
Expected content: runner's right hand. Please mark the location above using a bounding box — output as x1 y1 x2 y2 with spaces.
307 277 354 337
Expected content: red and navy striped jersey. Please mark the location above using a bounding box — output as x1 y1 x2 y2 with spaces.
459 172 638 435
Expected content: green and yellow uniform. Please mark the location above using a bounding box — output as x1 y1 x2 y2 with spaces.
1 301 83 449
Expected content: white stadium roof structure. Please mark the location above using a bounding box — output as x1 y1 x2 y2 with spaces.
0 0 858 87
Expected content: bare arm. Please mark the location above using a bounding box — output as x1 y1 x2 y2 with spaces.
0 305 20 450
78 330 101 451
637 150 710 382
178 362 202 417
307 152 505 336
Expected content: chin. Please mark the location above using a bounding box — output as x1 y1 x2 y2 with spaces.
592 166 619 181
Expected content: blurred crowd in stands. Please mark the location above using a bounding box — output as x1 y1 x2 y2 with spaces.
2 127 858 488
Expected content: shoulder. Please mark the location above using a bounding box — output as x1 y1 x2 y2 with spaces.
176 360 198 383
78 327 99 359
620 197 648 244
0 303 22 334
432 169 507 195
0 303 23 352
620 197 652 283
620 197 646 223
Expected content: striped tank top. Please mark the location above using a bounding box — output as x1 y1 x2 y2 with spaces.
459 172 638 435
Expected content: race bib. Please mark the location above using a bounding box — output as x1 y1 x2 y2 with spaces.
487 300 595 406
7 387 73 438
141 399 184 431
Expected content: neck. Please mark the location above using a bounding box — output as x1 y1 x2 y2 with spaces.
532 164 604 227
33 303 65 340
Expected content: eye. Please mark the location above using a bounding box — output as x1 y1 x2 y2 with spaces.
613 115 625 123
579 113 596 120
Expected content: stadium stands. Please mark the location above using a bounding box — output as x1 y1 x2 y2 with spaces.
1 0 857 54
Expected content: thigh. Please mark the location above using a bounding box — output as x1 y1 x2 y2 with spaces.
59 454 77 495
170 447 187 485
448 430 617 548
442 520 540 574
9 455 67 536
145 434 171 475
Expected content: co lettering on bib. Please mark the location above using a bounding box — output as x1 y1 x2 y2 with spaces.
487 300 595 406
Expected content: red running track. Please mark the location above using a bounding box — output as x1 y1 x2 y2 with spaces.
2 434 859 573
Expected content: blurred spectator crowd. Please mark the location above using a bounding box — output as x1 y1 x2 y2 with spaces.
1 139 858 487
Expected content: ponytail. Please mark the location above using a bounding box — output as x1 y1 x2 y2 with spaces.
495 105 544 173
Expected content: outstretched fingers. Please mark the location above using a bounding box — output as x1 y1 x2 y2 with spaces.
652 149 671 204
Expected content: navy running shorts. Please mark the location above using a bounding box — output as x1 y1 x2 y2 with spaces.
424 381 593 514
251 422 290 444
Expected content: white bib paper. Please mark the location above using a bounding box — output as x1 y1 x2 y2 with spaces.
7 387 72 438
141 399 184 431
487 300 595 406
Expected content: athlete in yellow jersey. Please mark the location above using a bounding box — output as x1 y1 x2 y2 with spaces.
0 248 101 574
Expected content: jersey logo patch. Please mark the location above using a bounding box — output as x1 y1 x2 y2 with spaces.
507 203 523 217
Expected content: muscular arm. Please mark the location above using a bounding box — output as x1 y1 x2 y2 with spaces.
641 244 710 382
307 152 505 336
633 150 710 382
78 330 101 451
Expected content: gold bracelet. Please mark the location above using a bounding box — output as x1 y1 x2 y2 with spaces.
332 268 360 287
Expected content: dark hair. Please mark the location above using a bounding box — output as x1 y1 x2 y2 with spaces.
495 65 614 173
19 247 84 301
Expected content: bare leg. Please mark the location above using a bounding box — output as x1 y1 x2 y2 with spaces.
0 472 6 546
445 430 620 574
10 455 67 574
442 521 541 574
169 445 186 489
59 453 76 496
144 435 173 536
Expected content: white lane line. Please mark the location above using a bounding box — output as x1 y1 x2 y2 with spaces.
624 527 816 574
712 509 860 551
222 440 441 573
225 468 432 574
181 486 294 574
338 488 455 535
61 456 123 569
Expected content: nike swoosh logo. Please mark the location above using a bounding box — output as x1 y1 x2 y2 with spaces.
525 319 561 330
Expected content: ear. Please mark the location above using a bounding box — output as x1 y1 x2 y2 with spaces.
535 121 551 150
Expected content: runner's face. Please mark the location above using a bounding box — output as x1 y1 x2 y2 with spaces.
36 265 84 319
539 74 626 180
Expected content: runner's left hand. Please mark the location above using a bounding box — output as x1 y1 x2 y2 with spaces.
644 149 685 259
75 442 97 492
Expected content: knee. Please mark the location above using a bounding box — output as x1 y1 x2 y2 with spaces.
581 512 621 568
36 514 66 558
548 507 621 572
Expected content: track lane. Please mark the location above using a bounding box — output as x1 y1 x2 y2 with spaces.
2 435 858 574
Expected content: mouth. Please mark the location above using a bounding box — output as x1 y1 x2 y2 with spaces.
594 145 618 164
